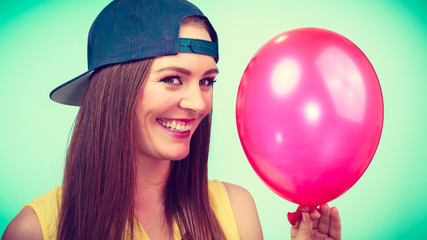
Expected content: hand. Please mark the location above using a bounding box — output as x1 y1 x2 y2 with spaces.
290 204 341 240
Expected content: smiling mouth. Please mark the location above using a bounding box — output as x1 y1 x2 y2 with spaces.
158 119 192 133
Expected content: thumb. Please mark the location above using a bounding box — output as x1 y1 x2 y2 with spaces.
295 212 313 240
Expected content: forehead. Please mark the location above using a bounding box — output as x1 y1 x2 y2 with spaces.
150 52 217 74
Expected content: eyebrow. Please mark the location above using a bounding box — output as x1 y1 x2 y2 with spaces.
155 66 219 76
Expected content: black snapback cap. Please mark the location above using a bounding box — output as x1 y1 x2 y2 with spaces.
50 0 218 106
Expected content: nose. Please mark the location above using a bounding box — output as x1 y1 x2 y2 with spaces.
179 84 212 114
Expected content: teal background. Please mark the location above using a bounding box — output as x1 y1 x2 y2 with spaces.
1 0 426 239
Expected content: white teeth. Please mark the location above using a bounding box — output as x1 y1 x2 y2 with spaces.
158 119 192 133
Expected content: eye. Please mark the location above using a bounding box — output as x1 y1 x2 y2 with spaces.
160 76 182 85
199 77 216 87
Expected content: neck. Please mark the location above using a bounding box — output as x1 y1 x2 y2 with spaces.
133 157 173 239
134 157 172 205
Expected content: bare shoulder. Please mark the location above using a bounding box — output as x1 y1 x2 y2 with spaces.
222 182 263 240
2 207 43 240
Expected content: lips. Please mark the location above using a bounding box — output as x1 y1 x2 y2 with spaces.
157 119 193 133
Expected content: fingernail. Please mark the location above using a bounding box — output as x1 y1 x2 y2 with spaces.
299 206 310 211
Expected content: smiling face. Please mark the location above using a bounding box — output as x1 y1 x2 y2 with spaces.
134 23 218 162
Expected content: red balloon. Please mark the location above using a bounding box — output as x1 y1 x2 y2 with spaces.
236 28 383 207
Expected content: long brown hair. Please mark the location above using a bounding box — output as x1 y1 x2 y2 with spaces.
58 16 226 240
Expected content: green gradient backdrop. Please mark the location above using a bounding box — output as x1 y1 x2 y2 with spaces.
1 0 426 239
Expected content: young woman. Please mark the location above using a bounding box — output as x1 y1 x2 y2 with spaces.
2 0 341 239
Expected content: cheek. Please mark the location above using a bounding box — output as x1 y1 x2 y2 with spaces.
203 91 213 113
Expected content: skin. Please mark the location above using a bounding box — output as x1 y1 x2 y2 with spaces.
2 23 342 240
1 207 42 240
290 204 342 240
223 182 263 240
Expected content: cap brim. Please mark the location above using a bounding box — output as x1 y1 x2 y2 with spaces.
50 70 94 106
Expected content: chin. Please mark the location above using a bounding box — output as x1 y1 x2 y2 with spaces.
172 153 190 161
167 149 190 161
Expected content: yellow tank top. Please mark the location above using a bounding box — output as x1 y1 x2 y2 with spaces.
24 179 240 240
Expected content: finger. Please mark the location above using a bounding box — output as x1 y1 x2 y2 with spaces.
310 209 320 229
312 218 319 231
318 203 331 234
297 206 311 212
290 225 298 239
310 208 321 220
294 212 313 240
328 206 342 240
290 219 302 239
297 205 318 212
